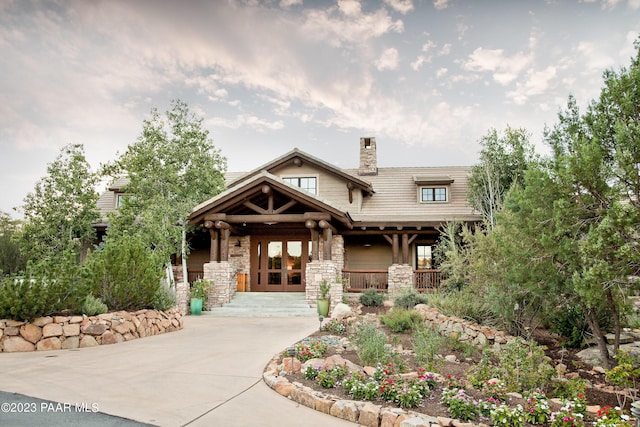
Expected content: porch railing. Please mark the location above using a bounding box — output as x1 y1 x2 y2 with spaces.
342 269 388 292
342 269 442 293
187 270 204 284
414 269 441 293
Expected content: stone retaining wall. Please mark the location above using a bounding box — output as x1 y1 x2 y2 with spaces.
414 304 515 348
0 308 183 353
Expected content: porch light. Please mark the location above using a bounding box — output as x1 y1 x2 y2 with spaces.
363 243 372 247
235 240 242 247
318 315 324 331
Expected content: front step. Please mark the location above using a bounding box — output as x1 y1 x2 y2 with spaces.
206 292 317 317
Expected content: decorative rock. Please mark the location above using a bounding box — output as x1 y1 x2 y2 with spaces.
69 316 83 324
113 322 131 335
79 335 99 348
358 402 381 427
444 354 458 363
5 320 25 327
323 354 361 373
330 400 359 423
100 331 117 345
556 363 567 375
593 366 606 374
363 366 377 376
437 416 454 426
605 333 634 344
32 317 53 327
314 396 334 414
381 409 400 427
301 358 324 372
63 323 80 337
42 323 63 338
62 336 79 349
4 326 19 336
393 414 411 426
282 357 301 373
274 381 294 397
53 316 70 324
399 416 430 427
290 387 315 408
81 323 107 336
36 337 61 351
20 324 42 344
2 336 35 352
331 303 353 320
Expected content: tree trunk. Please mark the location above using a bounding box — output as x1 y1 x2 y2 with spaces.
581 301 612 369
606 286 621 356
181 223 188 286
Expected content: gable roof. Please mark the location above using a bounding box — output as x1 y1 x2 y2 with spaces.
189 170 353 228
228 148 374 196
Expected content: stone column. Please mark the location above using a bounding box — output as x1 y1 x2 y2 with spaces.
173 266 189 314
203 261 236 308
387 264 414 297
304 260 338 306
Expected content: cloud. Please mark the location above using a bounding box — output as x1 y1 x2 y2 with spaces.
433 0 449 10
463 47 531 85
384 0 414 14
507 66 557 105
375 48 400 70
280 0 303 8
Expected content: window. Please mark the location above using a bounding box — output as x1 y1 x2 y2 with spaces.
421 187 447 202
416 245 432 269
116 194 126 208
283 177 317 195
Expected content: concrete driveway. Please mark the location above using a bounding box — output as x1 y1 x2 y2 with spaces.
0 315 356 427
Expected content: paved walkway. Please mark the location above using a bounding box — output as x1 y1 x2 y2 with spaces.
0 315 356 427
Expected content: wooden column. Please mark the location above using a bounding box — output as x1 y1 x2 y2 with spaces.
319 220 333 261
216 220 231 262
205 220 219 262
402 233 409 264
392 234 399 264
306 220 319 261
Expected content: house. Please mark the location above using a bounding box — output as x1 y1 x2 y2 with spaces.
186 137 480 309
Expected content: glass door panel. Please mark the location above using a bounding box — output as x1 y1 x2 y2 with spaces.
267 241 283 287
286 241 302 286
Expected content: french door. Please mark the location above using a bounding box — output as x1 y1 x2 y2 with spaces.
251 237 309 292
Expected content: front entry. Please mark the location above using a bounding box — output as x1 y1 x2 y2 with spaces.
251 236 309 292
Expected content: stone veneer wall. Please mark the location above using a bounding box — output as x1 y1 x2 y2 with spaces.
387 264 414 297
305 260 338 305
204 261 236 308
173 265 190 314
0 309 184 353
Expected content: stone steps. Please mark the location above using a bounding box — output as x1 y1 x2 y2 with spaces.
206 292 317 317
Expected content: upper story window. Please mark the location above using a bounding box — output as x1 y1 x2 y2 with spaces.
116 193 126 208
283 177 317 195
421 187 447 202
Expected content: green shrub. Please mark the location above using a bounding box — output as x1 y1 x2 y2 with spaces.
351 322 394 366
394 289 430 310
81 295 108 316
422 290 497 327
380 308 423 333
469 337 556 394
0 250 87 321
152 285 176 311
84 235 163 311
412 325 445 371
360 288 385 307
548 303 612 348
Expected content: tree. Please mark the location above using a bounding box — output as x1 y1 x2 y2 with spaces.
106 100 227 282
20 144 99 262
0 211 25 276
467 127 536 228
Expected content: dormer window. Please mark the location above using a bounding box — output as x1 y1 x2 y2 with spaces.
414 175 454 204
116 193 127 208
283 176 317 195
421 187 447 202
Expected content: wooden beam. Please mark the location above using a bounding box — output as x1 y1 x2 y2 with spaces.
273 199 297 214
203 213 331 223
261 184 272 194
323 227 333 260
408 234 418 245
215 220 231 230
383 234 393 245
318 219 337 234
220 228 230 262
242 200 267 215
310 229 319 261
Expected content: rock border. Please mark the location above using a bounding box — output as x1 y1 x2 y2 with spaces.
263 352 484 427
0 308 184 353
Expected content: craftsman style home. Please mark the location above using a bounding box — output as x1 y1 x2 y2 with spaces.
184 137 480 307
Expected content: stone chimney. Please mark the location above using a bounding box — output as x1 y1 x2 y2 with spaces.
358 137 377 176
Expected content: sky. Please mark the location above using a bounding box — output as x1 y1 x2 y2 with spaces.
1 0 639 219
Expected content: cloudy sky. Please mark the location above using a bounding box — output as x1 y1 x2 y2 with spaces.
1 0 639 218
